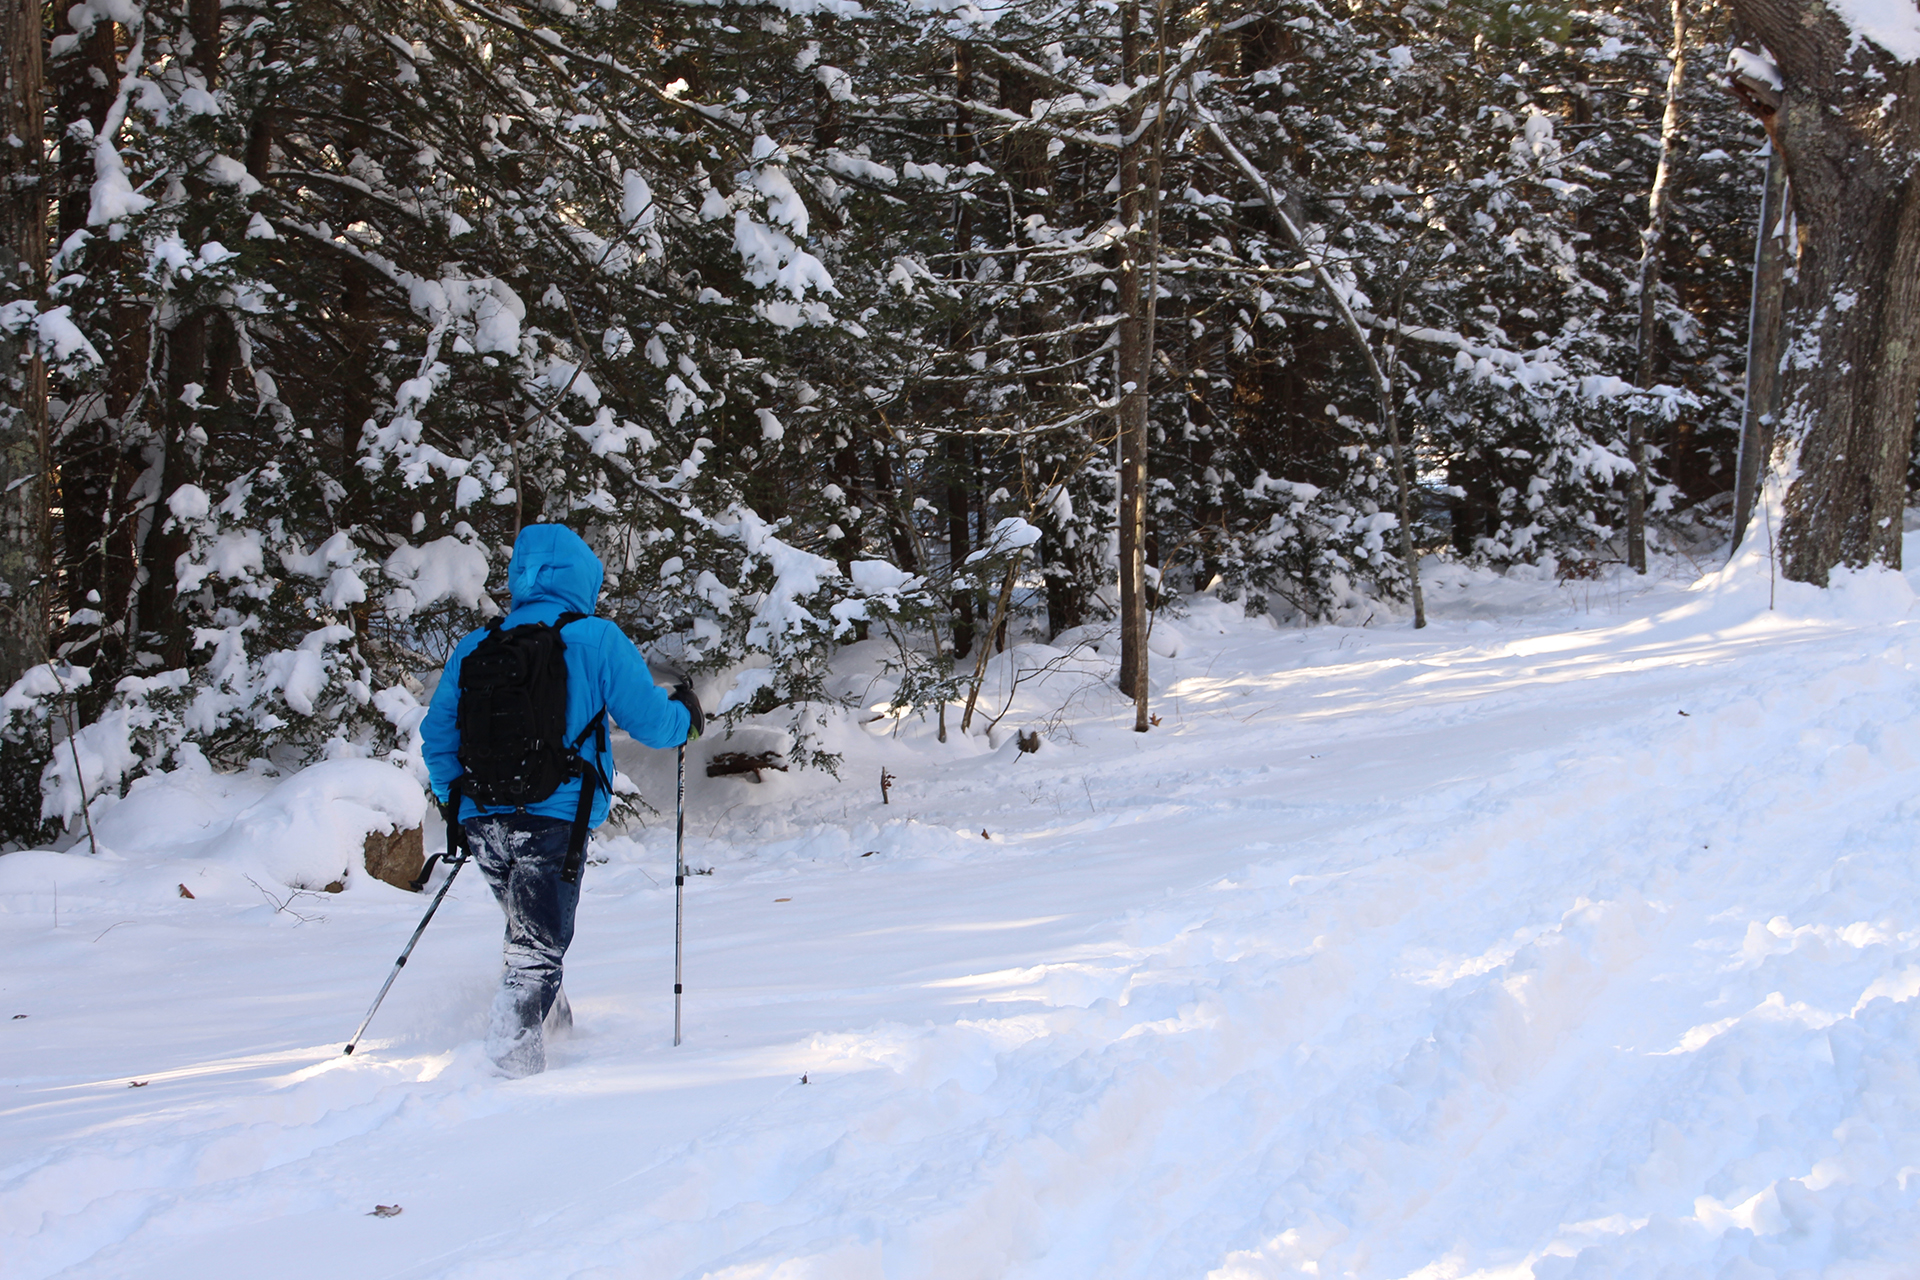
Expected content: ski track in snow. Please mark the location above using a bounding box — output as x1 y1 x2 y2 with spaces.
7 566 1920 1277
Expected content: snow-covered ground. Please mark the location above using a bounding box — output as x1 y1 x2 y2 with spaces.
8 546 1920 1279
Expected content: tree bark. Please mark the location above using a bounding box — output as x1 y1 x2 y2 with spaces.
1728 0 1920 583
1731 144 1789 554
52 20 141 679
1115 0 1151 726
135 0 227 668
944 437 974 659
870 442 920 574
1628 0 1688 574
946 42 977 661
1377 343 1426 630
1 0 51 687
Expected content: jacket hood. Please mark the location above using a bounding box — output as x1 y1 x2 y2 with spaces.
506 524 604 615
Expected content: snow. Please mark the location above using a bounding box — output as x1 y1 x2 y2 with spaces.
849 559 917 594
406 275 526 355
1 662 90 716
1831 0 1920 62
732 211 836 303
382 535 491 619
11 550 1920 1276
964 516 1044 564
86 138 151 225
825 149 899 186
751 158 811 236
201 759 428 890
1728 46 1783 92
622 169 657 228
173 530 264 593
167 483 211 522
1 302 105 370
202 154 263 196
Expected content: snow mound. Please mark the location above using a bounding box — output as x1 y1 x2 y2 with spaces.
1689 528 1920 624
15 757 430 900
207 760 428 891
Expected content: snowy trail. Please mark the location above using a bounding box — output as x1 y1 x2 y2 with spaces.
7 571 1920 1278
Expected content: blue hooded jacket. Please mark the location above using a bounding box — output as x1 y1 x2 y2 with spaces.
422 524 690 826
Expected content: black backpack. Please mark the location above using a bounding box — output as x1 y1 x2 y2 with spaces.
449 612 607 883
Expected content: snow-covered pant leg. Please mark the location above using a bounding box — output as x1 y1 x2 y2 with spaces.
464 815 580 1078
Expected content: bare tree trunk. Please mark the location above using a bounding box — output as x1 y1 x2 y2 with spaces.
870 442 920 574
946 43 977 661
52 19 138 685
1728 0 1920 582
1 0 51 687
960 556 1020 735
135 0 229 669
1116 0 1174 728
1731 145 1788 554
1115 0 1149 719
1378 341 1426 629
1628 0 1688 574
945 438 974 659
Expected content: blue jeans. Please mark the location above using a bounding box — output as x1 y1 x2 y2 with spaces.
464 814 580 1076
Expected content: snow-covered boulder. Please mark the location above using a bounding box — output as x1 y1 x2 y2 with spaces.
208 759 428 891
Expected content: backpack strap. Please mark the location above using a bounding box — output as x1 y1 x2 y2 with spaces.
560 708 608 885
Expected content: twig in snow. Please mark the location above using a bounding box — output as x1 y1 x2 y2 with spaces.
246 876 328 925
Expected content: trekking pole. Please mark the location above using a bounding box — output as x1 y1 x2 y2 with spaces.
344 845 470 1056
673 741 687 1046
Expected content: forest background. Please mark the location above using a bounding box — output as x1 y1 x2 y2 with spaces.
0 0 1876 845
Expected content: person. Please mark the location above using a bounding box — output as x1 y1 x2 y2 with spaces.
421 523 701 1077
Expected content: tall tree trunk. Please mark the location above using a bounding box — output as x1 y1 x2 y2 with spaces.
1115 0 1151 725
1 0 51 687
1731 144 1789 554
946 42 977 661
870 441 920 574
52 20 140 680
1728 0 1920 582
1628 0 1688 574
1378 344 1426 629
945 438 974 659
996 63 1089 640
135 0 234 667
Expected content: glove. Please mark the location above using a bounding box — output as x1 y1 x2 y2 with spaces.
670 682 705 742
